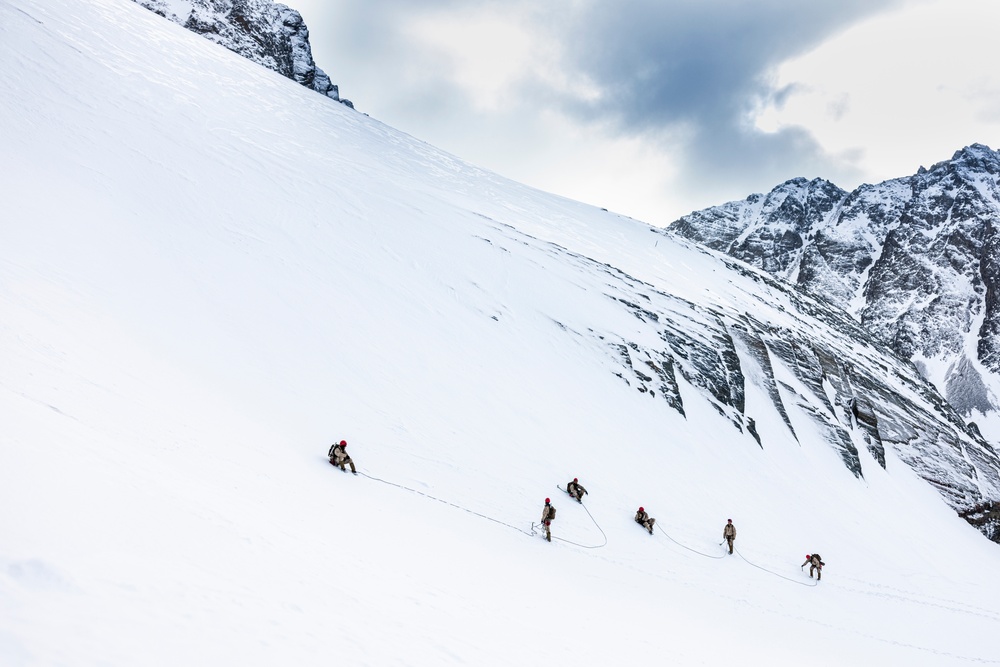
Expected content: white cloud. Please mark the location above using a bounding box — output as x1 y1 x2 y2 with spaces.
754 0 1000 184
403 5 601 113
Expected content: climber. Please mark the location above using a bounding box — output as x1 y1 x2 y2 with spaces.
723 519 736 554
540 498 556 542
328 440 356 474
801 553 824 580
566 477 588 503
634 507 655 534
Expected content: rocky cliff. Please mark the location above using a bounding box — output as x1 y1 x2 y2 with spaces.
668 144 1000 448
134 0 352 107
585 233 1000 541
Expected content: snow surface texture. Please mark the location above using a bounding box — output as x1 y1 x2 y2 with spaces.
669 147 1000 446
131 0 352 106
2 0 1000 665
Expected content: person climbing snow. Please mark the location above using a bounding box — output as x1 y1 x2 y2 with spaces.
634 507 655 534
540 498 556 542
566 478 588 503
801 553 824 580
723 519 736 554
328 440 356 474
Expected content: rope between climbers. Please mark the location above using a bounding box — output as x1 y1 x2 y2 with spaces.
735 547 818 587
546 501 608 549
655 523 727 559
358 471 534 537
358 471 810 576
551 486 607 549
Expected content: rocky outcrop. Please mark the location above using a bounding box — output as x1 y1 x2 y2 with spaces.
669 177 848 278
668 144 1000 445
577 237 1000 542
133 0 353 107
959 502 1000 542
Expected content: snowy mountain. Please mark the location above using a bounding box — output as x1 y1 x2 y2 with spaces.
669 146 1000 447
132 0 352 106
3 0 1000 665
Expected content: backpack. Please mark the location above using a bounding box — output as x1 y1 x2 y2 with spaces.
548 505 556 520
813 554 822 563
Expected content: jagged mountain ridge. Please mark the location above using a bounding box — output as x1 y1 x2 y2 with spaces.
133 0 353 107
668 144 1000 446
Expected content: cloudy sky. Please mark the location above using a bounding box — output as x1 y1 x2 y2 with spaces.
293 0 1000 225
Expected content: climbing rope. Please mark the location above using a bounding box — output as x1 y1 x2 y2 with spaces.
538 501 608 549
735 546 818 587
655 524 726 559
549 486 607 548
580 502 608 547
357 469 811 577
358 471 534 537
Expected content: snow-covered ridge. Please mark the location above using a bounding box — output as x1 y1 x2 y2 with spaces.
669 144 1000 449
133 0 353 106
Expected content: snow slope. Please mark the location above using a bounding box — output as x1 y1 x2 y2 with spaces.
2 0 999 665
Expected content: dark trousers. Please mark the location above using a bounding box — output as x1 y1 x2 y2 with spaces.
331 456 356 473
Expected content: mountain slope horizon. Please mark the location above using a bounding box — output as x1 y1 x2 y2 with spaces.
2 0 999 665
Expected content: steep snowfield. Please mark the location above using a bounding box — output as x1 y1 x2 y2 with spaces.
1 0 999 665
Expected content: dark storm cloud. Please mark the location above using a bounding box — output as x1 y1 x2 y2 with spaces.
538 0 910 207
301 0 916 213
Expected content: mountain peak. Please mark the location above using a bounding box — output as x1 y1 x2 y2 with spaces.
671 143 1000 455
133 0 354 107
953 142 995 160
938 142 1000 174
772 176 843 192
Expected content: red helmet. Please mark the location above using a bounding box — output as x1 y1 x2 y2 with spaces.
573 478 578 482
806 554 811 559
639 507 644 512
340 440 347 447
545 498 550 504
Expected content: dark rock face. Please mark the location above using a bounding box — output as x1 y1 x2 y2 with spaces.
133 0 353 107
666 144 1000 540
960 502 1000 542
669 144 1000 437
670 178 848 278
585 242 1000 541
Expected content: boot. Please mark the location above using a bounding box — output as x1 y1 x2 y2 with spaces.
546 533 551 542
